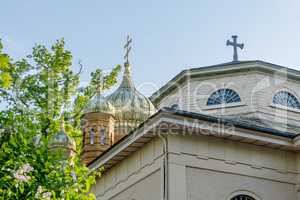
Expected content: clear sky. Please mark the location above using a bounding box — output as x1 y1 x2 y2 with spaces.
1 0 300 96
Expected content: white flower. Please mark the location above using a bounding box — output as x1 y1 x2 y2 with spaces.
13 163 34 183
35 186 44 199
13 173 31 182
42 192 52 200
37 186 43 193
22 163 34 173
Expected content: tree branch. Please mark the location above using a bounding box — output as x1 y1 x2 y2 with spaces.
76 60 83 76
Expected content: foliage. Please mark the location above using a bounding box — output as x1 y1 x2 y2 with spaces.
0 39 121 199
0 40 12 88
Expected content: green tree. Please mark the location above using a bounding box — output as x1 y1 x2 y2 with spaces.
0 39 121 199
0 40 12 89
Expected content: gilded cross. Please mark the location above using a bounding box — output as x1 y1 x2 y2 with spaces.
124 35 132 64
226 35 244 62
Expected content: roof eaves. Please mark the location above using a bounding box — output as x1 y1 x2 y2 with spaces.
88 107 297 170
161 107 297 139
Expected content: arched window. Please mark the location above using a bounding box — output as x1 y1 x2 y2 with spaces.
207 88 241 106
100 128 106 145
231 195 255 200
89 128 95 144
273 91 300 109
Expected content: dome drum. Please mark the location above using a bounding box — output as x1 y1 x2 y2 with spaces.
48 126 76 158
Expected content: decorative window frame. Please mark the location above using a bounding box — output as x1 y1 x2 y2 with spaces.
99 128 107 145
203 101 246 110
226 190 261 200
269 89 300 113
89 127 95 145
205 87 244 109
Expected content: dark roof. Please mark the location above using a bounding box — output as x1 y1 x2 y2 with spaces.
150 60 300 104
187 60 300 73
161 107 297 139
88 107 297 167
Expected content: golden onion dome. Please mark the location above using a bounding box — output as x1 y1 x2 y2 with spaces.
106 62 156 126
83 93 115 115
48 120 76 157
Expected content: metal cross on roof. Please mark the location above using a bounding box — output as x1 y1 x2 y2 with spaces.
124 35 132 64
226 35 244 62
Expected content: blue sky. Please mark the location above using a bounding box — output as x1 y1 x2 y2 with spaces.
1 0 300 96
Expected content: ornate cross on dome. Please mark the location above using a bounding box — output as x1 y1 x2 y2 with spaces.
124 35 132 64
60 117 65 132
226 35 244 62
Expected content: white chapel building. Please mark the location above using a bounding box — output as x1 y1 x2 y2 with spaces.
81 36 300 200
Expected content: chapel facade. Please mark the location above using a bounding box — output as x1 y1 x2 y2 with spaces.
82 36 300 200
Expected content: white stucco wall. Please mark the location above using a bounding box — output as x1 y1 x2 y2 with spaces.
90 137 164 200
186 167 297 200
108 170 161 200
167 134 298 200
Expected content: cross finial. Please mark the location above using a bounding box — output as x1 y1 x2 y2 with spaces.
226 35 244 62
96 70 102 95
60 116 65 132
124 35 132 65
